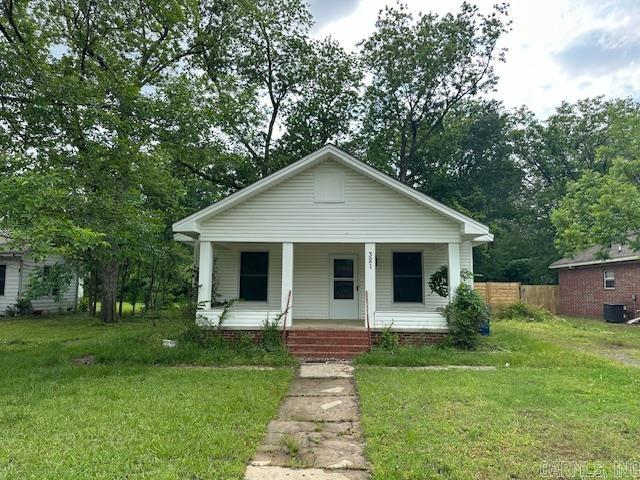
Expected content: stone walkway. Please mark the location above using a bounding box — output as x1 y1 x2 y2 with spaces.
244 362 370 480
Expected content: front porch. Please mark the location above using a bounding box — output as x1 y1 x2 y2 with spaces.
195 241 473 332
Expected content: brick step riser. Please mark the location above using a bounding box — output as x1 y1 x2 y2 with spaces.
289 345 370 353
287 333 369 339
291 349 367 357
297 354 361 358
287 329 368 334
286 338 370 345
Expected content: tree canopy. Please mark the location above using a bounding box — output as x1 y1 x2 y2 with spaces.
2 0 639 320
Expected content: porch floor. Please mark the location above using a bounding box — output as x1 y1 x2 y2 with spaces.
290 319 365 330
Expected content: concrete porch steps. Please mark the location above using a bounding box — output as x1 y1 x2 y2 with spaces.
286 329 371 360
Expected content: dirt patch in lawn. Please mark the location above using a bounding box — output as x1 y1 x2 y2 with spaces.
72 355 96 365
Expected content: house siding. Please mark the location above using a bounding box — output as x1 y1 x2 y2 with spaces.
22 256 78 313
0 255 77 315
213 243 282 312
0 260 21 314
199 159 462 243
558 262 640 318
208 241 472 330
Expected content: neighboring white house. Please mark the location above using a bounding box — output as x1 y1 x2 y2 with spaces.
173 144 492 332
0 236 81 315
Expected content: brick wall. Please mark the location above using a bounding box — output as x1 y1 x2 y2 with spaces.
371 331 447 346
558 261 640 318
209 329 448 347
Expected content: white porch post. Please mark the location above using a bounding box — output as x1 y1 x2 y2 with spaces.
448 242 461 303
281 242 294 327
197 240 213 310
365 243 376 327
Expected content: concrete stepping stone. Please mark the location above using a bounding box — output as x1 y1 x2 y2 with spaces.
244 362 369 479
252 420 367 470
245 465 369 479
287 378 355 397
299 363 354 378
279 395 360 422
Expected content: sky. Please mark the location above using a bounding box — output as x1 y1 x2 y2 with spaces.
309 0 640 118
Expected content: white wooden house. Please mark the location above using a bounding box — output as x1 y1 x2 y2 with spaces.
173 145 492 336
0 236 80 315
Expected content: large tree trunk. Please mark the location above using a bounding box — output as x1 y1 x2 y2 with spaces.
118 260 129 320
88 269 98 316
100 260 119 323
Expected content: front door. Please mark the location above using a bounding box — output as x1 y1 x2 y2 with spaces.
329 256 358 319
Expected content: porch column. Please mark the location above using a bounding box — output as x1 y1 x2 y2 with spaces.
365 243 376 327
281 242 293 327
197 240 213 310
448 242 461 303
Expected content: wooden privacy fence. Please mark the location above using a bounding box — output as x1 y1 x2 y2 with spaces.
474 282 560 313
520 284 560 314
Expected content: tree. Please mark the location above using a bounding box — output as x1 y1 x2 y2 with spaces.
196 0 313 176
0 0 200 322
278 38 362 159
358 2 510 184
552 110 640 257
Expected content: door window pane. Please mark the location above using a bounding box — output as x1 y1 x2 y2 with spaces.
334 280 354 299
393 252 423 303
333 259 353 278
239 252 268 301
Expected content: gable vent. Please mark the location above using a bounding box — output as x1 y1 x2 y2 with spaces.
314 170 345 203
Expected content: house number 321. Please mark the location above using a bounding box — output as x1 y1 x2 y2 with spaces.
368 251 373 269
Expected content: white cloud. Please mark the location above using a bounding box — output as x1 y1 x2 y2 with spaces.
311 0 640 118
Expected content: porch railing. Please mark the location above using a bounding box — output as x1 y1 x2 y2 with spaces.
365 290 372 350
281 289 292 344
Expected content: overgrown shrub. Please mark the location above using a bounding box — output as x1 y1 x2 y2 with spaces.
6 297 34 317
77 296 89 312
378 323 400 352
445 283 489 350
495 302 555 322
260 314 284 352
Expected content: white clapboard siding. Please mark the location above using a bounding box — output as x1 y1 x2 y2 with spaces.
376 243 450 314
196 309 281 328
21 256 78 313
200 159 461 243
206 241 473 330
213 243 283 312
293 243 366 320
460 241 473 279
0 260 21 314
375 312 447 330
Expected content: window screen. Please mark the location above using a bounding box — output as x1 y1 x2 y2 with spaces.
0 265 5 296
239 252 268 301
604 270 615 289
393 252 423 303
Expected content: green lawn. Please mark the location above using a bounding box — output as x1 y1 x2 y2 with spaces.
356 317 640 479
0 315 294 479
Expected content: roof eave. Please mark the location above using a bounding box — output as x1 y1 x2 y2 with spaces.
549 255 640 269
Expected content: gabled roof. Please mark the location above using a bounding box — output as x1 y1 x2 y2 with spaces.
173 144 492 240
550 243 640 269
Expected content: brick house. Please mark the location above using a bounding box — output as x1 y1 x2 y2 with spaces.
550 244 640 319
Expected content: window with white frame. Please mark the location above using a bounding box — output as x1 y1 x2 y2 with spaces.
604 270 615 289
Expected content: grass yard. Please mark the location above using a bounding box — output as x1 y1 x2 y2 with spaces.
356 317 640 479
0 315 294 479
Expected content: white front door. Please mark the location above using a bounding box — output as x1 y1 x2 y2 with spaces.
329 255 359 320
